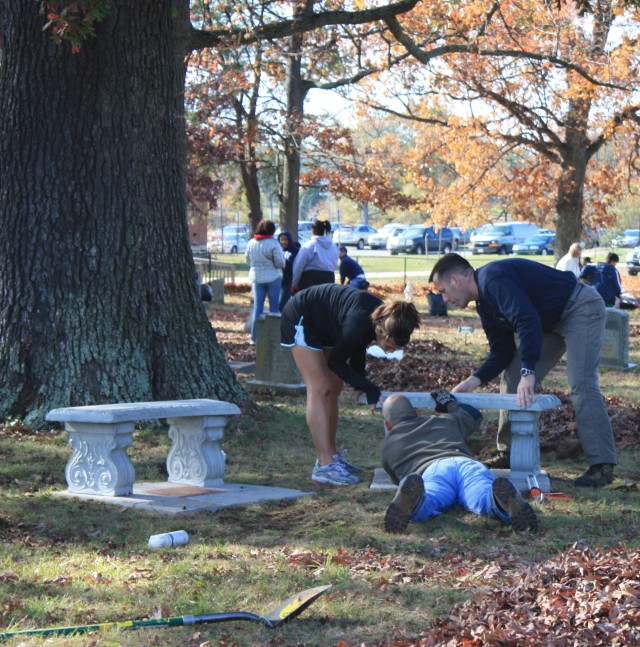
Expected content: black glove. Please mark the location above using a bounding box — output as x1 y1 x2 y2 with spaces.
430 390 457 413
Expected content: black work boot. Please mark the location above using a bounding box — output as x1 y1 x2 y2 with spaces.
384 473 424 534
574 463 614 488
492 477 538 532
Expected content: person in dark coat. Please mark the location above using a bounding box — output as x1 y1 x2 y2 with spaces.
278 229 300 311
579 252 622 308
281 284 420 486
429 253 616 488
338 246 369 290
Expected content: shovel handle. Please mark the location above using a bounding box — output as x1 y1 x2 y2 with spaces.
0 612 272 640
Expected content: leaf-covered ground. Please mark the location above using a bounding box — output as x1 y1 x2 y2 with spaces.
206 286 640 645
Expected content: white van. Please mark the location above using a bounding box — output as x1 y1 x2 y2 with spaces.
469 222 539 255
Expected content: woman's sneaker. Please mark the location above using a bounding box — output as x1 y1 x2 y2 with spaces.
333 450 364 475
312 461 361 486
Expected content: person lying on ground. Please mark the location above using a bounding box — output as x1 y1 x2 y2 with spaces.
381 392 538 534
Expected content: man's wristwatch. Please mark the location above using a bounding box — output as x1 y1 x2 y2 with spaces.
520 368 535 377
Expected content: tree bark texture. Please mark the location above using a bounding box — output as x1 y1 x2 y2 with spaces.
233 98 263 232
0 0 249 425
555 99 590 258
279 31 312 238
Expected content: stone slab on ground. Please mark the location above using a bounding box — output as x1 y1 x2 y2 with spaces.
370 466 550 494
51 481 313 515
371 467 396 491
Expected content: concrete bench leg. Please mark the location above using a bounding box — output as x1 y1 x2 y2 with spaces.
65 422 136 496
166 415 226 487
507 410 550 493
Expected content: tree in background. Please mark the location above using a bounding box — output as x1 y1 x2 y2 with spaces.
301 115 418 222
377 0 640 255
190 0 416 239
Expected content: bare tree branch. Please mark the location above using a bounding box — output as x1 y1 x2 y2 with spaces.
188 0 420 51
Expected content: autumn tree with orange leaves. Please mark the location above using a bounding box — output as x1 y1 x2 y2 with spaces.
188 0 416 237
367 0 640 256
301 116 418 221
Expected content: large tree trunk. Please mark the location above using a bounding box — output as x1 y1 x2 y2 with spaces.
554 2 612 260
234 99 263 232
0 0 249 426
554 99 593 260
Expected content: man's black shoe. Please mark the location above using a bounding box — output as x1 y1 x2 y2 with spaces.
384 473 424 534
574 463 614 488
492 477 538 532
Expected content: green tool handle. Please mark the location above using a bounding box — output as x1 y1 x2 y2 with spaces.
0 612 269 640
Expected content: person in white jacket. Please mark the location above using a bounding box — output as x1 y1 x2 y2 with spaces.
245 220 285 343
291 219 339 293
555 242 582 277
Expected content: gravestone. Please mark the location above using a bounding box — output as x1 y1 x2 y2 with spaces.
210 278 225 305
600 308 636 370
246 313 306 393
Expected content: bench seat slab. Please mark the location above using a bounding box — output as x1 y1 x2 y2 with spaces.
47 400 240 496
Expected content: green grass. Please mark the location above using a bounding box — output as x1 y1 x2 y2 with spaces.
210 247 618 283
0 297 638 645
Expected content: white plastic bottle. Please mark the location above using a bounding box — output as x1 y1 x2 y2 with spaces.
148 530 189 548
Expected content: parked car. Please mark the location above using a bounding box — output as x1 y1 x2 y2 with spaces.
512 235 555 256
274 220 316 244
387 225 454 255
191 242 209 255
626 248 640 276
538 229 556 237
296 220 315 243
208 223 250 254
333 224 377 249
368 223 409 249
469 222 539 255
612 228 640 248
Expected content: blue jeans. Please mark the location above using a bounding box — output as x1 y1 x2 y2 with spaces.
251 279 281 342
409 457 509 523
279 282 292 313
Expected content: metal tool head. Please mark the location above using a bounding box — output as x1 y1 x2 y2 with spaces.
262 584 332 627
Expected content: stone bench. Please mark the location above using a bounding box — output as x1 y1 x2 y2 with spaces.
46 399 240 497
378 391 562 493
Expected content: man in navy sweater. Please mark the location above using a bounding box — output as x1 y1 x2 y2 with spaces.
338 246 369 290
429 253 616 488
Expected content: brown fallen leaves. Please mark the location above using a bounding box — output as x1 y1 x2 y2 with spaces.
412 543 640 647
276 544 640 645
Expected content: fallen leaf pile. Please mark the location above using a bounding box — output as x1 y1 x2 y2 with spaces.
366 339 477 392
406 543 640 647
